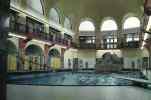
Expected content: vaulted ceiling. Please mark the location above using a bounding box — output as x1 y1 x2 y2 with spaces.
44 0 144 31
20 0 144 32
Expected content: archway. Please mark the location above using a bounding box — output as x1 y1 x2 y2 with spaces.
100 18 118 49
25 45 44 71
79 19 96 47
122 16 141 43
6 40 17 72
47 49 61 70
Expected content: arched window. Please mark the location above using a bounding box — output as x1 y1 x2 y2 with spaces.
27 0 43 15
49 8 60 24
101 19 118 31
79 20 95 45
123 17 140 43
64 17 71 29
79 20 95 31
123 17 140 29
100 19 118 49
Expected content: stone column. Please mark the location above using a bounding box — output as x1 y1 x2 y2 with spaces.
0 0 10 100
61 48 69 69
95 25 101 49
44 44 55 70
44 44 50 70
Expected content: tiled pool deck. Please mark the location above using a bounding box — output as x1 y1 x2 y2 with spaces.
7 85 151 100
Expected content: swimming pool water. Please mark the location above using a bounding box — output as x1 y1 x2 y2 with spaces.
7 71 144 86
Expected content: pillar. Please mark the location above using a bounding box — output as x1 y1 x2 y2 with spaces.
61 48 66 69
44 44 55 70
44 44 50 70
0 0 10 100
95 25 101 49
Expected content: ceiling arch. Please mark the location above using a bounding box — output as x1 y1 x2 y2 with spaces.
16 0 144 32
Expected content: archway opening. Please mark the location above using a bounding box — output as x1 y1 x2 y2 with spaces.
79 20 96 47
123 17 141 43
48 49 61 70
25 45 44 71
7 40 17 72
100 19 118 49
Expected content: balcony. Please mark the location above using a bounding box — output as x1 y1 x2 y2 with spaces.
99 40 141 50
99 43 119 49
78 35 96 49
119 41 140 48
79 43 96 49
118 33 141 49
9 22 72 47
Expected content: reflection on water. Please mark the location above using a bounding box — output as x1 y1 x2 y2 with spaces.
7 85 151 100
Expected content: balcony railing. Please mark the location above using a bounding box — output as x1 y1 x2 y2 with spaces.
9 22 72 47
79 43 96 49
78 33 142 49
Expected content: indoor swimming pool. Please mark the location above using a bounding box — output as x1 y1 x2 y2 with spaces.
7 71 145 86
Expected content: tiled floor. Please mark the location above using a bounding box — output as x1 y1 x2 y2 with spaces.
7 85 151 100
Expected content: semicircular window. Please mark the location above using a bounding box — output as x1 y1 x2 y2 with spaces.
27 0 43 15
49 8 60 24
101 19 118 31
64 17 71 29
123 17 140 29
123 17 140 44
79 20 95 32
